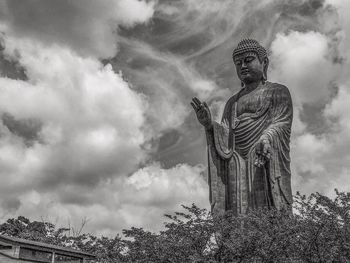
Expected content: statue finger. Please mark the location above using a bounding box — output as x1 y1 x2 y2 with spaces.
203 101 210 111
203 102 212 117
192 97 202 107
265 152 271 160
254 157 259 167
266 147 272 159
261 152 270 161
263 144 268 155
264 143 271 154
190 102 199 112
254 154 262 167
255 159 263 168
257 141 265 154
256 145 262 155
262 147 270 158
259 155 265 167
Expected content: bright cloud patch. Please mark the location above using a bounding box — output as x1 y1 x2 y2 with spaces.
0 36 148 217
270 31 338 105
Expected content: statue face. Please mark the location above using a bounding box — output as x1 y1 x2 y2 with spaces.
233 52 264 84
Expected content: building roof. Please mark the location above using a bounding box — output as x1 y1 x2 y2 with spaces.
0 234 95 258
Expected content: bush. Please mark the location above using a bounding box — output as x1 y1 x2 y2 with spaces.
1 190 350 262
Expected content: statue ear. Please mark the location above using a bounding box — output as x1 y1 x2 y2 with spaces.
262 57 269 82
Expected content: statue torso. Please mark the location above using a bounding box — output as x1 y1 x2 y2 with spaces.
236 83 267 118
221 82 292 159
228 82 277 158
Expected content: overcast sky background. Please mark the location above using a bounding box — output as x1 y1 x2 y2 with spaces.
0 0 349 236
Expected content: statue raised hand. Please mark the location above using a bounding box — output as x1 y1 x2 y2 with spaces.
191 97 212 131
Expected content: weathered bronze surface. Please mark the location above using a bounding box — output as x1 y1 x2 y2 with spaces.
191 39 293 214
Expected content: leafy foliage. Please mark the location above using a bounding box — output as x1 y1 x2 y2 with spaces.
0 215 69 245
1 190 350 262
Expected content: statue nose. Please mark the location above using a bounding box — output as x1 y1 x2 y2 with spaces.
241 65 248 71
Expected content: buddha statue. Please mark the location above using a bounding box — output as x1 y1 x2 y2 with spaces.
191 39 293 214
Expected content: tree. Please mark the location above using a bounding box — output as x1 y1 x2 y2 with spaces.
118 190 350 262
0 215 69 245
123 205 214 263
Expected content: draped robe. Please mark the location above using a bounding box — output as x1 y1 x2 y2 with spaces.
207 82 293 215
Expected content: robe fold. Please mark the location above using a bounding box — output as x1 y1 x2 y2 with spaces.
207 82 293 214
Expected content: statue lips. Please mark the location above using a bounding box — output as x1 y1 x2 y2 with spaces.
240 69 250 76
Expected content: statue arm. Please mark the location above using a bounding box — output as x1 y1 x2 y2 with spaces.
259 84 293 205
206 121 233 160
210 95 239 159
221 94 237 125
199 94 239 161
260 85 293 144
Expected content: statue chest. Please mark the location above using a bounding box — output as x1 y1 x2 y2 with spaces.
236 88 267 117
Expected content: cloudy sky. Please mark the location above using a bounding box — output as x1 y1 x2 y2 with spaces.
0 0 349 236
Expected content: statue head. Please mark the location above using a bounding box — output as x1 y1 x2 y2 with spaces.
232 39 269 86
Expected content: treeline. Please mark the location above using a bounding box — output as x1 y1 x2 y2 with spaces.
1 191 350 262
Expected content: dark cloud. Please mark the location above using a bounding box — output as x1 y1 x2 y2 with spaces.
0 0 155 58
1 197 20 212
0 48 27 80
2 113 42 146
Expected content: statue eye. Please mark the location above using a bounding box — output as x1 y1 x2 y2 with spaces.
235 60 242 66
245 56 255 63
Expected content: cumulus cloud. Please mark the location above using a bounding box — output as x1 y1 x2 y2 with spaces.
0 0 155 58
0 34 153 232
326 0 350 76
269 30 336 194
268 30 342 138
270 31 339 105
15 163 208 235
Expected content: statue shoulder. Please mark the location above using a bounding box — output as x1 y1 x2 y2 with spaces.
268 82 290 94
225 92 239 109
225 93 239 106
266 82 292 98
267 82 292 105
221 92 239 121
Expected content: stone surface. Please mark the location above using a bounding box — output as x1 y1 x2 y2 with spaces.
191 39 293 214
